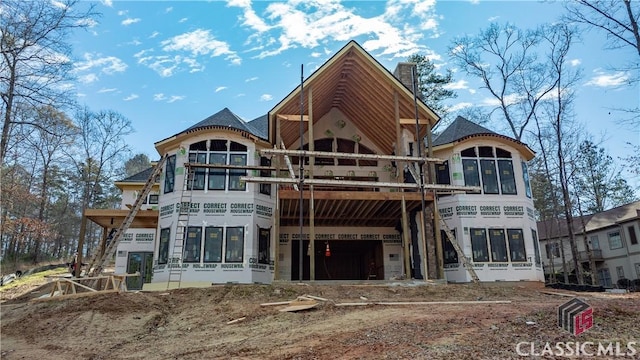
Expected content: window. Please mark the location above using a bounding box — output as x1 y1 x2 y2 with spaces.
337 138 356 166
590 235 600 250
358 143 378 166
258 227 271 265
225 227 244 262
489 229 508 262
315 138 334 165
480 159 499 194
470 228 489 262
545 242 560 259
616 266 625 279
462 146 517 195
498 160 516 195
184 227 202 263
608 231 623 250
636 263 640 279
259 157 272 195
508 229 526 262
188 147 207 190
208 153 226 190
522 161 531 198
228 154 247 190
164 155 176 193
531 229 541 266
628 225 638 245
204 227 223 263
148 194 159 204
436 160 450 185
441 229 458 264
597 268 612 288
463 159 480 187
158 228 170 264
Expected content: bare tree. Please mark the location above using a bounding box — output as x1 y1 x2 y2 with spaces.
449 23 558 141
0 0 97 165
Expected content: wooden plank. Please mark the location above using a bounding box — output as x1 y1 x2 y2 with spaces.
32 290 119 302
540 291 576 298
279 300 319 312
334 302 371 306
61 279 97 292
278 114 309 121
399 118 429 125
374 301 512 305
226 317 247 324
303 294 329 302
261 148 442 163
260 301 292 307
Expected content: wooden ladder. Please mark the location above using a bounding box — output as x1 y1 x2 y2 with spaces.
166 165 194 289
86 155 168 277
439 218 480 283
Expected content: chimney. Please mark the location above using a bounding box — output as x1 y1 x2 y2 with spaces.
393 62 420 99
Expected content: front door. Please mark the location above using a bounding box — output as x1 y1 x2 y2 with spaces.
126 252 154 290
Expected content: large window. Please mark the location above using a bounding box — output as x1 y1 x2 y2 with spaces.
436 160 450 185
204 227 223 263
598 268 612 288
508 229 526 262
258 227 271 265
292 138 378 167
489 229 508 262
608 231 623 250
185 140 248 192
259 157 272 196
158 228 170 264
441 229 458 264
225 227 244 263
522 161 531 198
461 146 517 195
590 235 600 250
184 227 202 262
164 155 176 193
545 242 560 258
470 228 489 262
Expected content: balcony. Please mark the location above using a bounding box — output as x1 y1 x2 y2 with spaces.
577 250 604 262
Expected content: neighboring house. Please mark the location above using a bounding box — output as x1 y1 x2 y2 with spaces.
432 117 544 282
537 201 640 288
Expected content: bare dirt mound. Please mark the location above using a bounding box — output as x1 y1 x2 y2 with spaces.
1 282 639 359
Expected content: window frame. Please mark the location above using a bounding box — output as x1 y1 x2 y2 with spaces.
488 228 508 262
470 228 489 262
204 227 223 263
441 229 458 264
158 227 170 265
507 229 526 262
258 227 271 265
608 231 623 250
225 226 244 263
628 225 638 245
184 226 202 263
164 155 176 194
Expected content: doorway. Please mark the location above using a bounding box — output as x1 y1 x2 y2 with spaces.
126 252 154 290
291 240 383 280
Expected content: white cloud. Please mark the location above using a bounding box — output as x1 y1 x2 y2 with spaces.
100 0 113 7
75 53 127 75
149 31 160 39
215 86 227 93
227 0 436 60
179 17 188 23
51 0 67 9
135 49 204 77
570 59 581 66
78 73 98 84
470 0 480 4
153 93 184 103
76 18 98 28
488 16 500 22
117 10 128 16
260 94 273 101
123 94 139 101
585 70 629 87
165 6 173 13
122 18 141 26
127 39 142 46
479 93 521 107
245 77 258 82
448 102 473 112
310 52 322 58
98 88 117 93
167 95 185 103
161 29 241 65
468 89 476 94
443 79 469 90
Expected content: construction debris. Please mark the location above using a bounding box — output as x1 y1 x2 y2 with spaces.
31 274 138 302
279 299 319 312
334 300 512 307
226 317 247 324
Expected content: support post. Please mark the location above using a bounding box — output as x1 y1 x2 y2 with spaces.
75 213 88 277
308 87 315 281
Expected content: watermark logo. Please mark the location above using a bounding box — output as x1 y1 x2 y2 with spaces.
558 298 593 336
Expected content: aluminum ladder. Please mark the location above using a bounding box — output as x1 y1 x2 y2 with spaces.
166 165 195 289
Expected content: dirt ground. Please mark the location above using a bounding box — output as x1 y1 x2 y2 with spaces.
1 280 639 360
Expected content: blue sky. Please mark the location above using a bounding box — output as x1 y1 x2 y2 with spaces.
70 0 639 174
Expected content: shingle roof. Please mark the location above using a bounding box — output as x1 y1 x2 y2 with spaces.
186 107 262 137
247 114 268 139
433 116 497 146
537 200 640 239
118 167 154 183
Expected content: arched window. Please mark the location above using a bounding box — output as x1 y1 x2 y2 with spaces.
186 139 248 192
291 138 378 167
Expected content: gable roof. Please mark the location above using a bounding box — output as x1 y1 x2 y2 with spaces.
268 40 440 155
537 200 640 239
433 116 535 160
247 114 268 139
